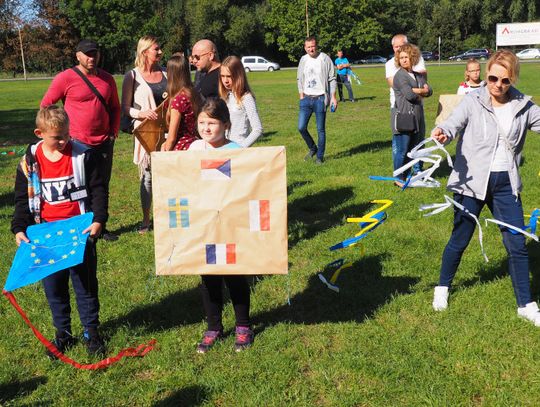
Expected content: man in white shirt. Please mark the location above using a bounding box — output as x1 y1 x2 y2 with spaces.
297 36 337 165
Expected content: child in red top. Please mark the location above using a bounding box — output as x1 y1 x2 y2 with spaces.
161 55 201 151
11 106 108 358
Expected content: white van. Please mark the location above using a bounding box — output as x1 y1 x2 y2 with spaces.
241 56 280 72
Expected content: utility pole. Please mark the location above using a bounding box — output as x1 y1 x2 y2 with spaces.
305 0 309 37
18 26 27 81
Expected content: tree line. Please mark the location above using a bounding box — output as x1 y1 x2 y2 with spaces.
0 0 538 76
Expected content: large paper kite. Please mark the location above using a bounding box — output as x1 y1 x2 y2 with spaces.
133 99 168 153
151 146 288 276
3 213 155 369
319 200 393 292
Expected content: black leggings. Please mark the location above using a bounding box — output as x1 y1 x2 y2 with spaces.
200 275 250 331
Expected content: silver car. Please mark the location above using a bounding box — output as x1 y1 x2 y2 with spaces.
241 56 280 72
516 48 540 60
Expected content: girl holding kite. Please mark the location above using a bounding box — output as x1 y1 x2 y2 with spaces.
161 55 201 153
218 56 263 147
188 99 254 353
121 36 167 234
431 50 540 324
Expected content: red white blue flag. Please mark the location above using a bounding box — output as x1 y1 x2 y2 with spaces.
200 159 231 180
205 243 236 265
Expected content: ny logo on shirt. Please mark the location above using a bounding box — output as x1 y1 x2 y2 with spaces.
41 176 76 204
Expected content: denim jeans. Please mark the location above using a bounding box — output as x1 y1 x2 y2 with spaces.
42 240 100 332
337 74 354 101
298 95 326 160
392 132 423 179
439 172 531 306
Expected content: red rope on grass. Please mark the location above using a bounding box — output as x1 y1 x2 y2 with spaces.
3 290 156 370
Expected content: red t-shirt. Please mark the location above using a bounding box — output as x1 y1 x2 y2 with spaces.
40 67 121 146
35 143 81 221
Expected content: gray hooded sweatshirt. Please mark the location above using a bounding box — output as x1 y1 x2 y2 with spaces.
437 84 540 200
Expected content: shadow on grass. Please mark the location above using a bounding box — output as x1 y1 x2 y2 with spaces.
101 285 205 333
152 385 208 407
287 180 310 195
0 376 47 404
352 96 376 101
0 109 38 145
0 190 14 207
258 131 277 142
457 241 540 298
328 140 392 160
253 253 418 331
106 222 143 237
288 187 371 249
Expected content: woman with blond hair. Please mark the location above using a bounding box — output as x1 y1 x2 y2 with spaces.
391 43 432 186
218 56 262 147
121 36 167 233
431 50 540 324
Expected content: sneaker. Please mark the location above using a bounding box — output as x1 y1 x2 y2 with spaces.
137 223 151 234
432 286 449 311
46 330 77 359
315 158 324 165
196 330 223 354
518 302 540 326
304 150 317 162
83 328 106 357
234 326 254 352
101 229 119 241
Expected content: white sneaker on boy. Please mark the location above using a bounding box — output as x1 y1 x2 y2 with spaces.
517 302 540 326
432 286 449 311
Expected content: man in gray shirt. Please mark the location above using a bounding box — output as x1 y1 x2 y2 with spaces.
297 36 337 164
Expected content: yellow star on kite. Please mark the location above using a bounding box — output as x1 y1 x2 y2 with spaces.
62 254 68 259
70 250 76 255
70 229 76 234
73 242 78 246
72 236 77 240
57 230 64 236
45 234 51 239
48 259 55 264
30 253 36 257
34 259 41 264
33 239 40 244
31 246 36 250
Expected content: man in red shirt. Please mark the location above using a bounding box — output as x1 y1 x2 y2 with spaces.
41 40 120 241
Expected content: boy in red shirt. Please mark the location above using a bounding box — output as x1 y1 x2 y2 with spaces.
11 106 108 357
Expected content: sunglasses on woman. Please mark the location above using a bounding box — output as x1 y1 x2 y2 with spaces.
487 75 511 86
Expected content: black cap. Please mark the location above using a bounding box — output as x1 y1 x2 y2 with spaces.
76 39 98 54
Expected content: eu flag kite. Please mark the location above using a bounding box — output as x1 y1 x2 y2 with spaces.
4 212 93 292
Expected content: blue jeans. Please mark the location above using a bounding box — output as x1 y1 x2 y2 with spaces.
439 172 531 306
392 132 423 179
42 240 100 332
337 74 354 101
298 95 326 160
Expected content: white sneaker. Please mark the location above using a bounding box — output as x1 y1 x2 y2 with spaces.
432 286 449 311
517 302 540 326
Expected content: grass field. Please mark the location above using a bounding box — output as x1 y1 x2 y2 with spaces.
1 62 540 406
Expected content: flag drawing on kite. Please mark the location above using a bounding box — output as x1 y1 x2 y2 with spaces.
151 147 287 275
201 158 231 180
3 213 156 370
168 198 190 228
249 200 270 231
319 200 393 292
206 243 236 265
4 212 93 292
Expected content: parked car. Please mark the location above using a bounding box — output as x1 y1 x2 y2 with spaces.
241 56 280 72
448 48 490 61
358 55 387 64
421 51 438 61
516 48 540 59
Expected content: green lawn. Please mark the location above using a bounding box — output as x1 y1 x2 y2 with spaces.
1 63 540 406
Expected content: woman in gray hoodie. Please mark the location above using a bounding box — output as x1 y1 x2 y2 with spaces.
431 50 540 325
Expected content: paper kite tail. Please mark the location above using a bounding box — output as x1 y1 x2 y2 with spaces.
3 290 156 370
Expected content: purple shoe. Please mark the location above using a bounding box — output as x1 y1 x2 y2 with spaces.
196 330 223 354
234 326 254 352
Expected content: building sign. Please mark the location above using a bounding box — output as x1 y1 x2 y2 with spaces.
496 22 540 46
